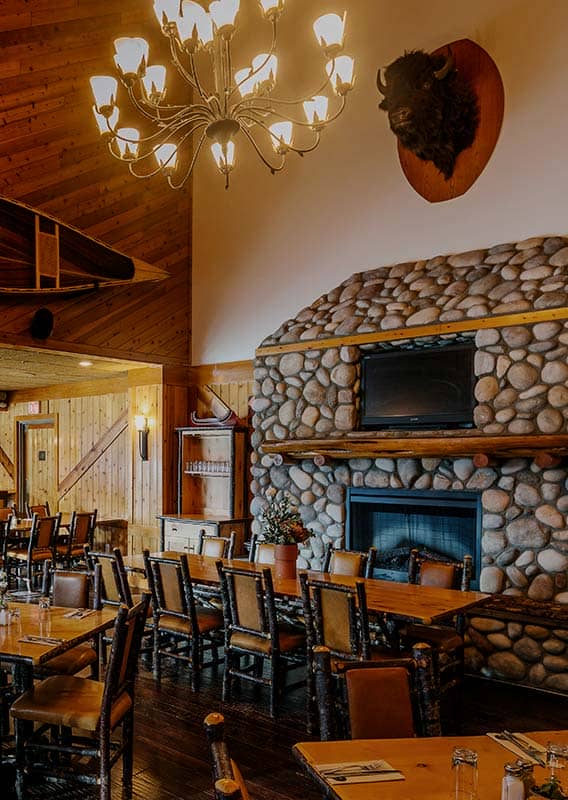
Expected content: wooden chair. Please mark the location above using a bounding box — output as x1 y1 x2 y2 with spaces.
197 530 236 560
203 712 251 800
11 595 150 800
85 546 134 664
55 509 97 568
404 548 473 733
216 560 306 717
300 573 399 733
322 544 377 578
144 551 224 692
25 501 50 518
248 533 276 565
312 643 440 741
36 562 99 679
7 512 61 591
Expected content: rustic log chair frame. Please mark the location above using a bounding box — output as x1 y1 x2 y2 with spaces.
313 642 441 741
247 532 276 565
216 560 306 717
37 561 100 680
11 595 150 800
56 509 97 568
8 512 61 591
203 712 250 800
300 573 374 733
25 501 50 518
143 551 223 692
322 544 378 578
405 547 473 733
84 546 134 665
197 530 236 560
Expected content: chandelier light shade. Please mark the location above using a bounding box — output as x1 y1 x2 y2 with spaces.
90 0 355 188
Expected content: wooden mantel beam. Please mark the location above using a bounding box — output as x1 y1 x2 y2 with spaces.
260 432 568 462
255 307 568 357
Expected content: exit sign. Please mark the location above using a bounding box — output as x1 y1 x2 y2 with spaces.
28 401 40 414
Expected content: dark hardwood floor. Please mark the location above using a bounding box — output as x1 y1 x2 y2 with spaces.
5 658 568 800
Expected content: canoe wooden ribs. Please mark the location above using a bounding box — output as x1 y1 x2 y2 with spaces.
0 196 168 294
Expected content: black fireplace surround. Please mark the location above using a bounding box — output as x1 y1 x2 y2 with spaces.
346 488 482 589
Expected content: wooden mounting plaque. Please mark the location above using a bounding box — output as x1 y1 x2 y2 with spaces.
397 39 505 203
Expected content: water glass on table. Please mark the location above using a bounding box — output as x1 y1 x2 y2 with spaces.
452 746 478 800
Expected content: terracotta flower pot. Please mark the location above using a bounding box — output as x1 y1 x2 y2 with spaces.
274 543 298 579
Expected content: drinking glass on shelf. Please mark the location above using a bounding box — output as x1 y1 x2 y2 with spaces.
452 746 478 800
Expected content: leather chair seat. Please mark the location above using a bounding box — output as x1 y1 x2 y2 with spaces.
11 547 52 562
231 624 305 656
11 674 132 731
38 644 98 677
159 608 223 636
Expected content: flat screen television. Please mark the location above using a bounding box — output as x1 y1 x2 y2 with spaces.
360 343 475 430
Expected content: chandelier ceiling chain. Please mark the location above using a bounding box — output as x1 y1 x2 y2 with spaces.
90 0 355 189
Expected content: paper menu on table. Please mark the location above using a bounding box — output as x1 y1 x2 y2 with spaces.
487 732 548 765
315 759 405 785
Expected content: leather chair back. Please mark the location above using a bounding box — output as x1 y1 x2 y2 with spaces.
52 570 90 609
346 666 415 739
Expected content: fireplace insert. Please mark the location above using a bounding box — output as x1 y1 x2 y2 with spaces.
360 342 475 430
346 487 481 588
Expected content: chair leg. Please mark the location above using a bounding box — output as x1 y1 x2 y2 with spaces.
14 718 26 800
269 658 278 718
153 625 161 680
100 728 112 800
122 711 134 800
190 637 200 693
222 650 232 703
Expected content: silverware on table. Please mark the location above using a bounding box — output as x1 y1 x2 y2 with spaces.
499 731 546 766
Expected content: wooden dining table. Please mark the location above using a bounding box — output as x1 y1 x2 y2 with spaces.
293 730 567 800
0 602 116 693
122 551 488 635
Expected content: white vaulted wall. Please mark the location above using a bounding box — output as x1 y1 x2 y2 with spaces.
192 0 568 365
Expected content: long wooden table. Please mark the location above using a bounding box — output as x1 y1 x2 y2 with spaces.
122 551 488 628
293 731 567 800
0 603 116 692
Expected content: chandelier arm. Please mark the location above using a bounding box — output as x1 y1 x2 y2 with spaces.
168 34 200 91
232 54 337 117
237 94 346 130
229 19 278 103
166 128 208 190
239 124 285 174
188 52 218 109
127 82 216 124
238 114 322 156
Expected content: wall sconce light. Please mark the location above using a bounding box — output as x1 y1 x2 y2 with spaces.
134 415 149 461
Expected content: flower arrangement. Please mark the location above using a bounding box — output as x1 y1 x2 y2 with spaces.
260 490 312 546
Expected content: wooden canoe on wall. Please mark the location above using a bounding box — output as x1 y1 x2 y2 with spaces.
0 196 169 294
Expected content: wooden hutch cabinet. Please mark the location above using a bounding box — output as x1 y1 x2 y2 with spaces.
158 426 249 556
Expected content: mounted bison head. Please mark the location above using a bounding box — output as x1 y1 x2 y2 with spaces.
377 49 479 180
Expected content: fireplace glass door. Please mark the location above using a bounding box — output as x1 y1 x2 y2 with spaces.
346 488 481 588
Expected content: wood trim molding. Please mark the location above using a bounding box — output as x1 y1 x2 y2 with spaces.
188 360 254 384
58 410 128 499
255 307 568 357
0 445 14 480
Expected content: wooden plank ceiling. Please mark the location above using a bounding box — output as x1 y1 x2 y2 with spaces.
0 2 192 368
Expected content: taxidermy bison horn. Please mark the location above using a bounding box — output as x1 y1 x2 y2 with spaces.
433 48 455 80
376 67 388 95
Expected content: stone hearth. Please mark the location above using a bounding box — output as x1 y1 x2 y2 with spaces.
250 235 568 691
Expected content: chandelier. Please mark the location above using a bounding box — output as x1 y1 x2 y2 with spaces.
90 0 355 189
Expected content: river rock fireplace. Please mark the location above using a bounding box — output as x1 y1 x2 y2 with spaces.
250 234 568 692
346 487 481 587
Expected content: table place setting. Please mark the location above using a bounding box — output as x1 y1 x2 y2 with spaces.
18 634 66 646
315 759 404 785
63 608 96 619
487 732 548 765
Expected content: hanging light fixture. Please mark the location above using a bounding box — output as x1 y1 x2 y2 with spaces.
90 0 355 189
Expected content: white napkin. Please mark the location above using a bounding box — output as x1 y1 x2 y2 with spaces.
316 759 404 784
488 732 547 765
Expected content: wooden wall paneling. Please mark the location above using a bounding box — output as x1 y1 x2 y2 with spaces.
162 383 191 515
129 384 162 531
0 0 191 367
